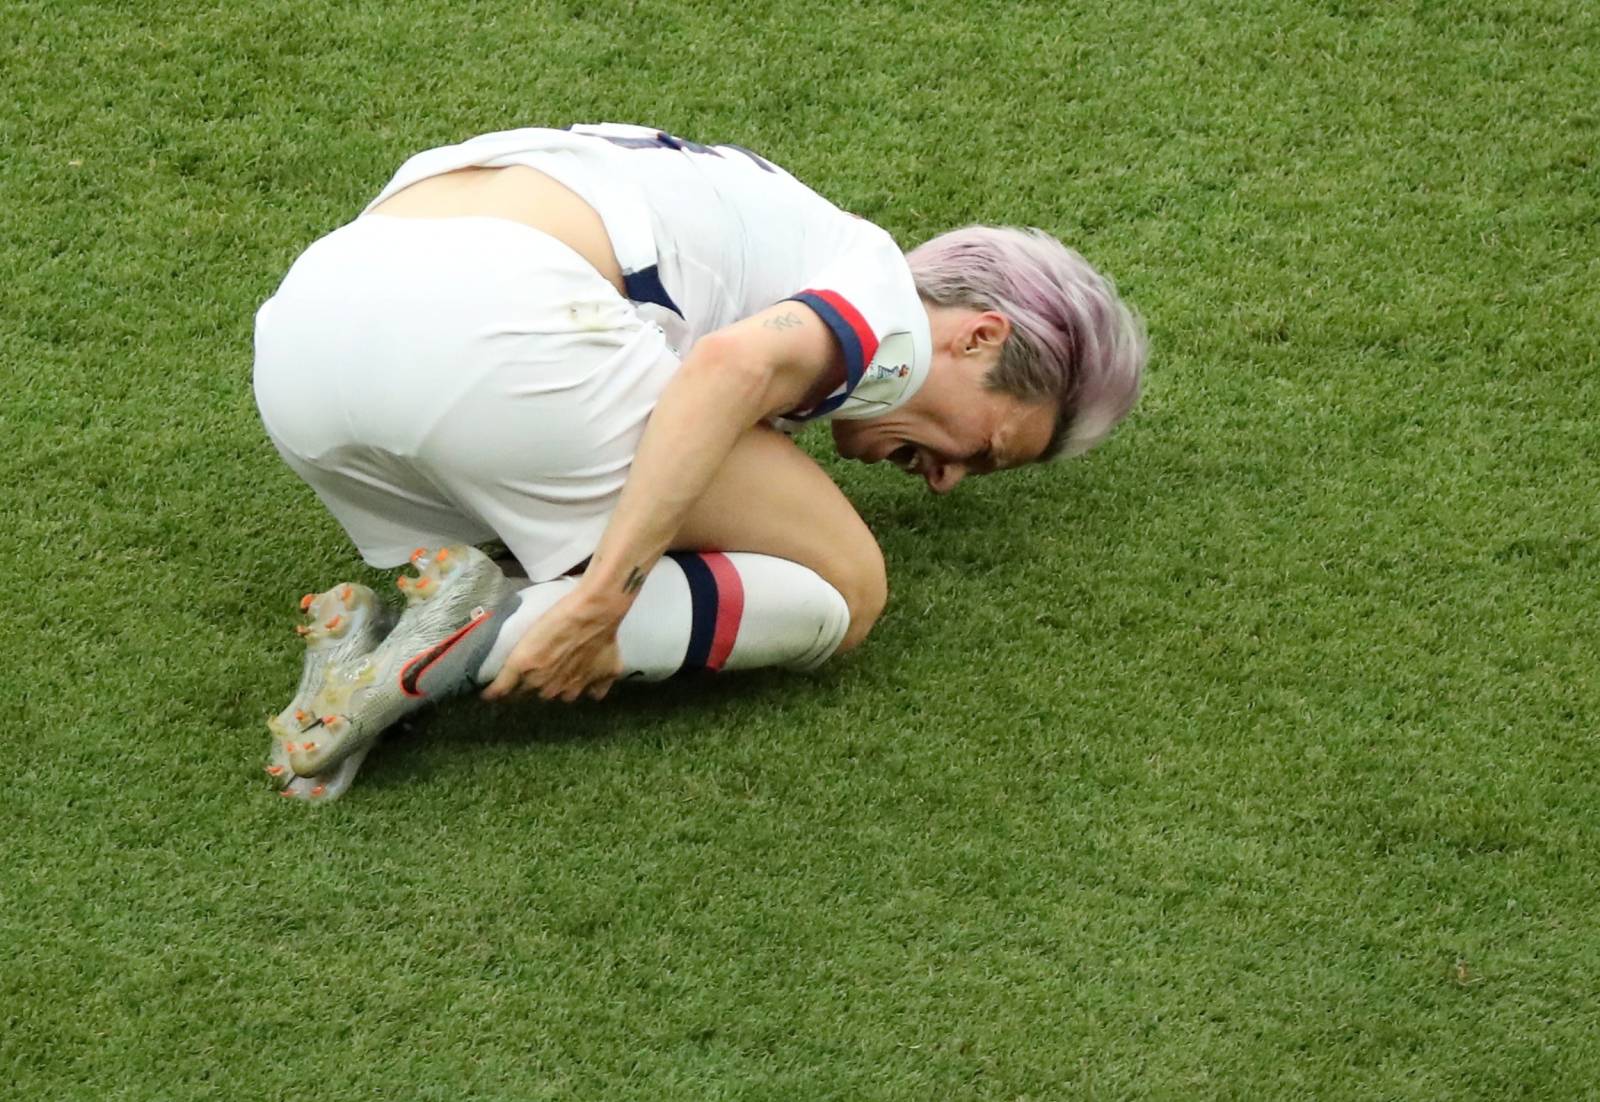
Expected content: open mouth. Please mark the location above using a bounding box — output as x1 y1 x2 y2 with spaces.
886 443 917 472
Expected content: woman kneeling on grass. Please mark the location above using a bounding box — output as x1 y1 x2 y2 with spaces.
253 123 1147 801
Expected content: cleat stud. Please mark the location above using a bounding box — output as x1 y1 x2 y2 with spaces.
410 547 426 564
303 742 318 752
283 742 297 753
300 593 316 611
280 789 295 798
311 786 326 797
396 576 411 590
266 765 285 777
324 614 343 630
294 624 311 637
321 715 337 727
294 709 308 724
339 584 353 603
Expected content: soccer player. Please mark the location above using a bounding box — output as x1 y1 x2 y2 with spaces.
254 124 1146 800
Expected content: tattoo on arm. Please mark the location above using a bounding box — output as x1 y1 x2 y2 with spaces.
622 567 646 595
763 311 803 331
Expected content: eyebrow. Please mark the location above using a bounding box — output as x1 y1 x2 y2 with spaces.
990 405 1055 472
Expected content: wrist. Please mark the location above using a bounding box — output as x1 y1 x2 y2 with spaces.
570 570 637 621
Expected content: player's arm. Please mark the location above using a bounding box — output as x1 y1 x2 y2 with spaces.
483 301 841 702
579 301 836 605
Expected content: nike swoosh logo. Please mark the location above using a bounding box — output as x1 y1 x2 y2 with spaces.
398 612 492 698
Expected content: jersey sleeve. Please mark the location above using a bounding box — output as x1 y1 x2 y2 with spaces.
778 227 930 423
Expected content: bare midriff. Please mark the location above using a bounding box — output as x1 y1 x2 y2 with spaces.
366 165 627 297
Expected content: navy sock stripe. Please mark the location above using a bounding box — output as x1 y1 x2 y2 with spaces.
668 552 718 672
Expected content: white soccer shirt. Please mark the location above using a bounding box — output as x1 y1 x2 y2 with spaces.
365 123 932 423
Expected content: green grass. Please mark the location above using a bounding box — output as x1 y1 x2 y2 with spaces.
5 0 1599 1096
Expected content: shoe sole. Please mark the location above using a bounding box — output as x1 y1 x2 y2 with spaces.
266 582 393 791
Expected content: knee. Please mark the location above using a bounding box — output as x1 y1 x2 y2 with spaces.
832 542 887 654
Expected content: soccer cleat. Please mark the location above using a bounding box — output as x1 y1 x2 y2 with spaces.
285 544 520 778
275 743 376 803
266 581 396 792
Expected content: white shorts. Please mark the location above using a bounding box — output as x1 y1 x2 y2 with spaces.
253 215 679 580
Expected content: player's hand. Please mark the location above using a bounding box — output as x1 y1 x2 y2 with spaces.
481 588 625 703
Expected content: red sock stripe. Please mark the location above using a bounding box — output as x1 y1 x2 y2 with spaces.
699 552 745 671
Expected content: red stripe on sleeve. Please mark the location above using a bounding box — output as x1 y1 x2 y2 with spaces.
700 552 746 671
799 288 880 369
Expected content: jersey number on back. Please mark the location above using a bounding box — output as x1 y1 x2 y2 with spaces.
577 127 776 173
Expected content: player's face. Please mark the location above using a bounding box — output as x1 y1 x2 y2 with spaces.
831 380 1056 494
831 305 1056 493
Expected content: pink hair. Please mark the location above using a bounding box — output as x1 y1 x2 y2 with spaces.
906 226 1146 458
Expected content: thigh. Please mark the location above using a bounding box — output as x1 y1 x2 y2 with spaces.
260 214 674 582
674 427 886 644
264 432 494 569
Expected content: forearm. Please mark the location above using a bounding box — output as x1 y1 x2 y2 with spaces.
480 303 835 701
574 351 769 617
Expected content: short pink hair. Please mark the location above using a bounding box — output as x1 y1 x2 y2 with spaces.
907 226 1147 458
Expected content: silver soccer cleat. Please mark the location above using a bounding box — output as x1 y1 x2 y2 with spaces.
284 545 520 780
266 582 396 800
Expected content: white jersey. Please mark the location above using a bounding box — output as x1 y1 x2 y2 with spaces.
365 123 931 423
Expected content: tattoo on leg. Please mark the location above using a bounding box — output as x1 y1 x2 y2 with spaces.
763 311 803 331
623 567 645 595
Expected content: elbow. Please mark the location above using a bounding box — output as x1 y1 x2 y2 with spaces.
679 333 772 409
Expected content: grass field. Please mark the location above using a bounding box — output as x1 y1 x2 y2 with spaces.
6 0 1599 1096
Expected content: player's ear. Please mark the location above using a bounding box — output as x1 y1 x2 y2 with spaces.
963 311 1011 355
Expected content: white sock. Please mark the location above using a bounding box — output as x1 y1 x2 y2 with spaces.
476 552 851 683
